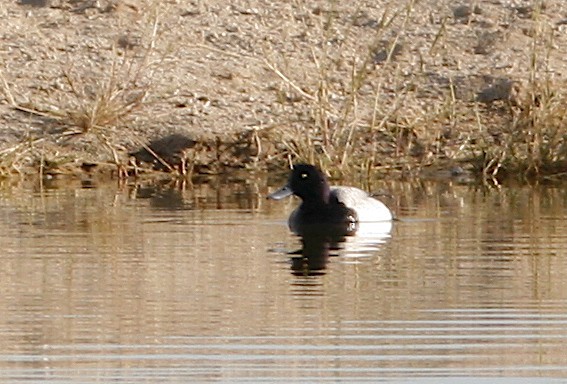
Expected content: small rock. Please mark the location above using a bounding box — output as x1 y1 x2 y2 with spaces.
454 5 472 18
514 6 533 18
180 9 200 17
476 79 522 106
19 0 48 6
474 31 500 54
225 24 239 33
213 69 234 80
232 6 259 15
117 34 141 50
352 11 379 28
453 5 482 19
372 43 403 64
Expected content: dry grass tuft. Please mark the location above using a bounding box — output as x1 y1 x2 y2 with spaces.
266 0 418 177
475 78 567 181
471 5 567 182
61 57 150 134
0 3 163 178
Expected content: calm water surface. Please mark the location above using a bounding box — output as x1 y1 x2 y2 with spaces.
0 178 567 383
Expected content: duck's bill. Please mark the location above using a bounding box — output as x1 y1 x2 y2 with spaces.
267 185 293 200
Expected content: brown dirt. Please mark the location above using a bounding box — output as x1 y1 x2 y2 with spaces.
1 0 567 180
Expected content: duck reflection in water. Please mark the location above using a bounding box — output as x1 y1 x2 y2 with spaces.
289 221 358 276
269 164 393 275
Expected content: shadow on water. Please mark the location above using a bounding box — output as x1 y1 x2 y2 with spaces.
128 176 264 211
135 184 191 210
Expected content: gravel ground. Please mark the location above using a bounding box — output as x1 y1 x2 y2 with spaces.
1 0 566 178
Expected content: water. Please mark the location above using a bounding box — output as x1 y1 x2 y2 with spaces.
0 178 566 382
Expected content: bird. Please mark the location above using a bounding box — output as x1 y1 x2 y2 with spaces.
268 164 392 234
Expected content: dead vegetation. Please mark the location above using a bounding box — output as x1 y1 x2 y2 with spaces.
0 0 567 183
0 1 162 177
263 0 567 183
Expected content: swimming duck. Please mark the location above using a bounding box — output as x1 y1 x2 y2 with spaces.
268 164 393 233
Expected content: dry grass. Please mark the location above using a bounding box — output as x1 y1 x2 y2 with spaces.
265 0 567 183
0 1 163 178
1 0 567 182
264 0 472 181
266 1 417 177
474 79 567 181
470 5 567 182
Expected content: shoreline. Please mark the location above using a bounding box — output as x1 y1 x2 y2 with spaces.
1 1 567 183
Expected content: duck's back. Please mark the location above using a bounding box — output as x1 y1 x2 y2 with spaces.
331 186 392 222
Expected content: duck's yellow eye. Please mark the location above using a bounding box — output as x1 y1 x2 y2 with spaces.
301 173 308 179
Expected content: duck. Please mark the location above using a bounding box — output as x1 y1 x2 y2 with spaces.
268 164 393 234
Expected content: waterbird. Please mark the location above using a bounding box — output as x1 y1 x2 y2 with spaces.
268 164 393 234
